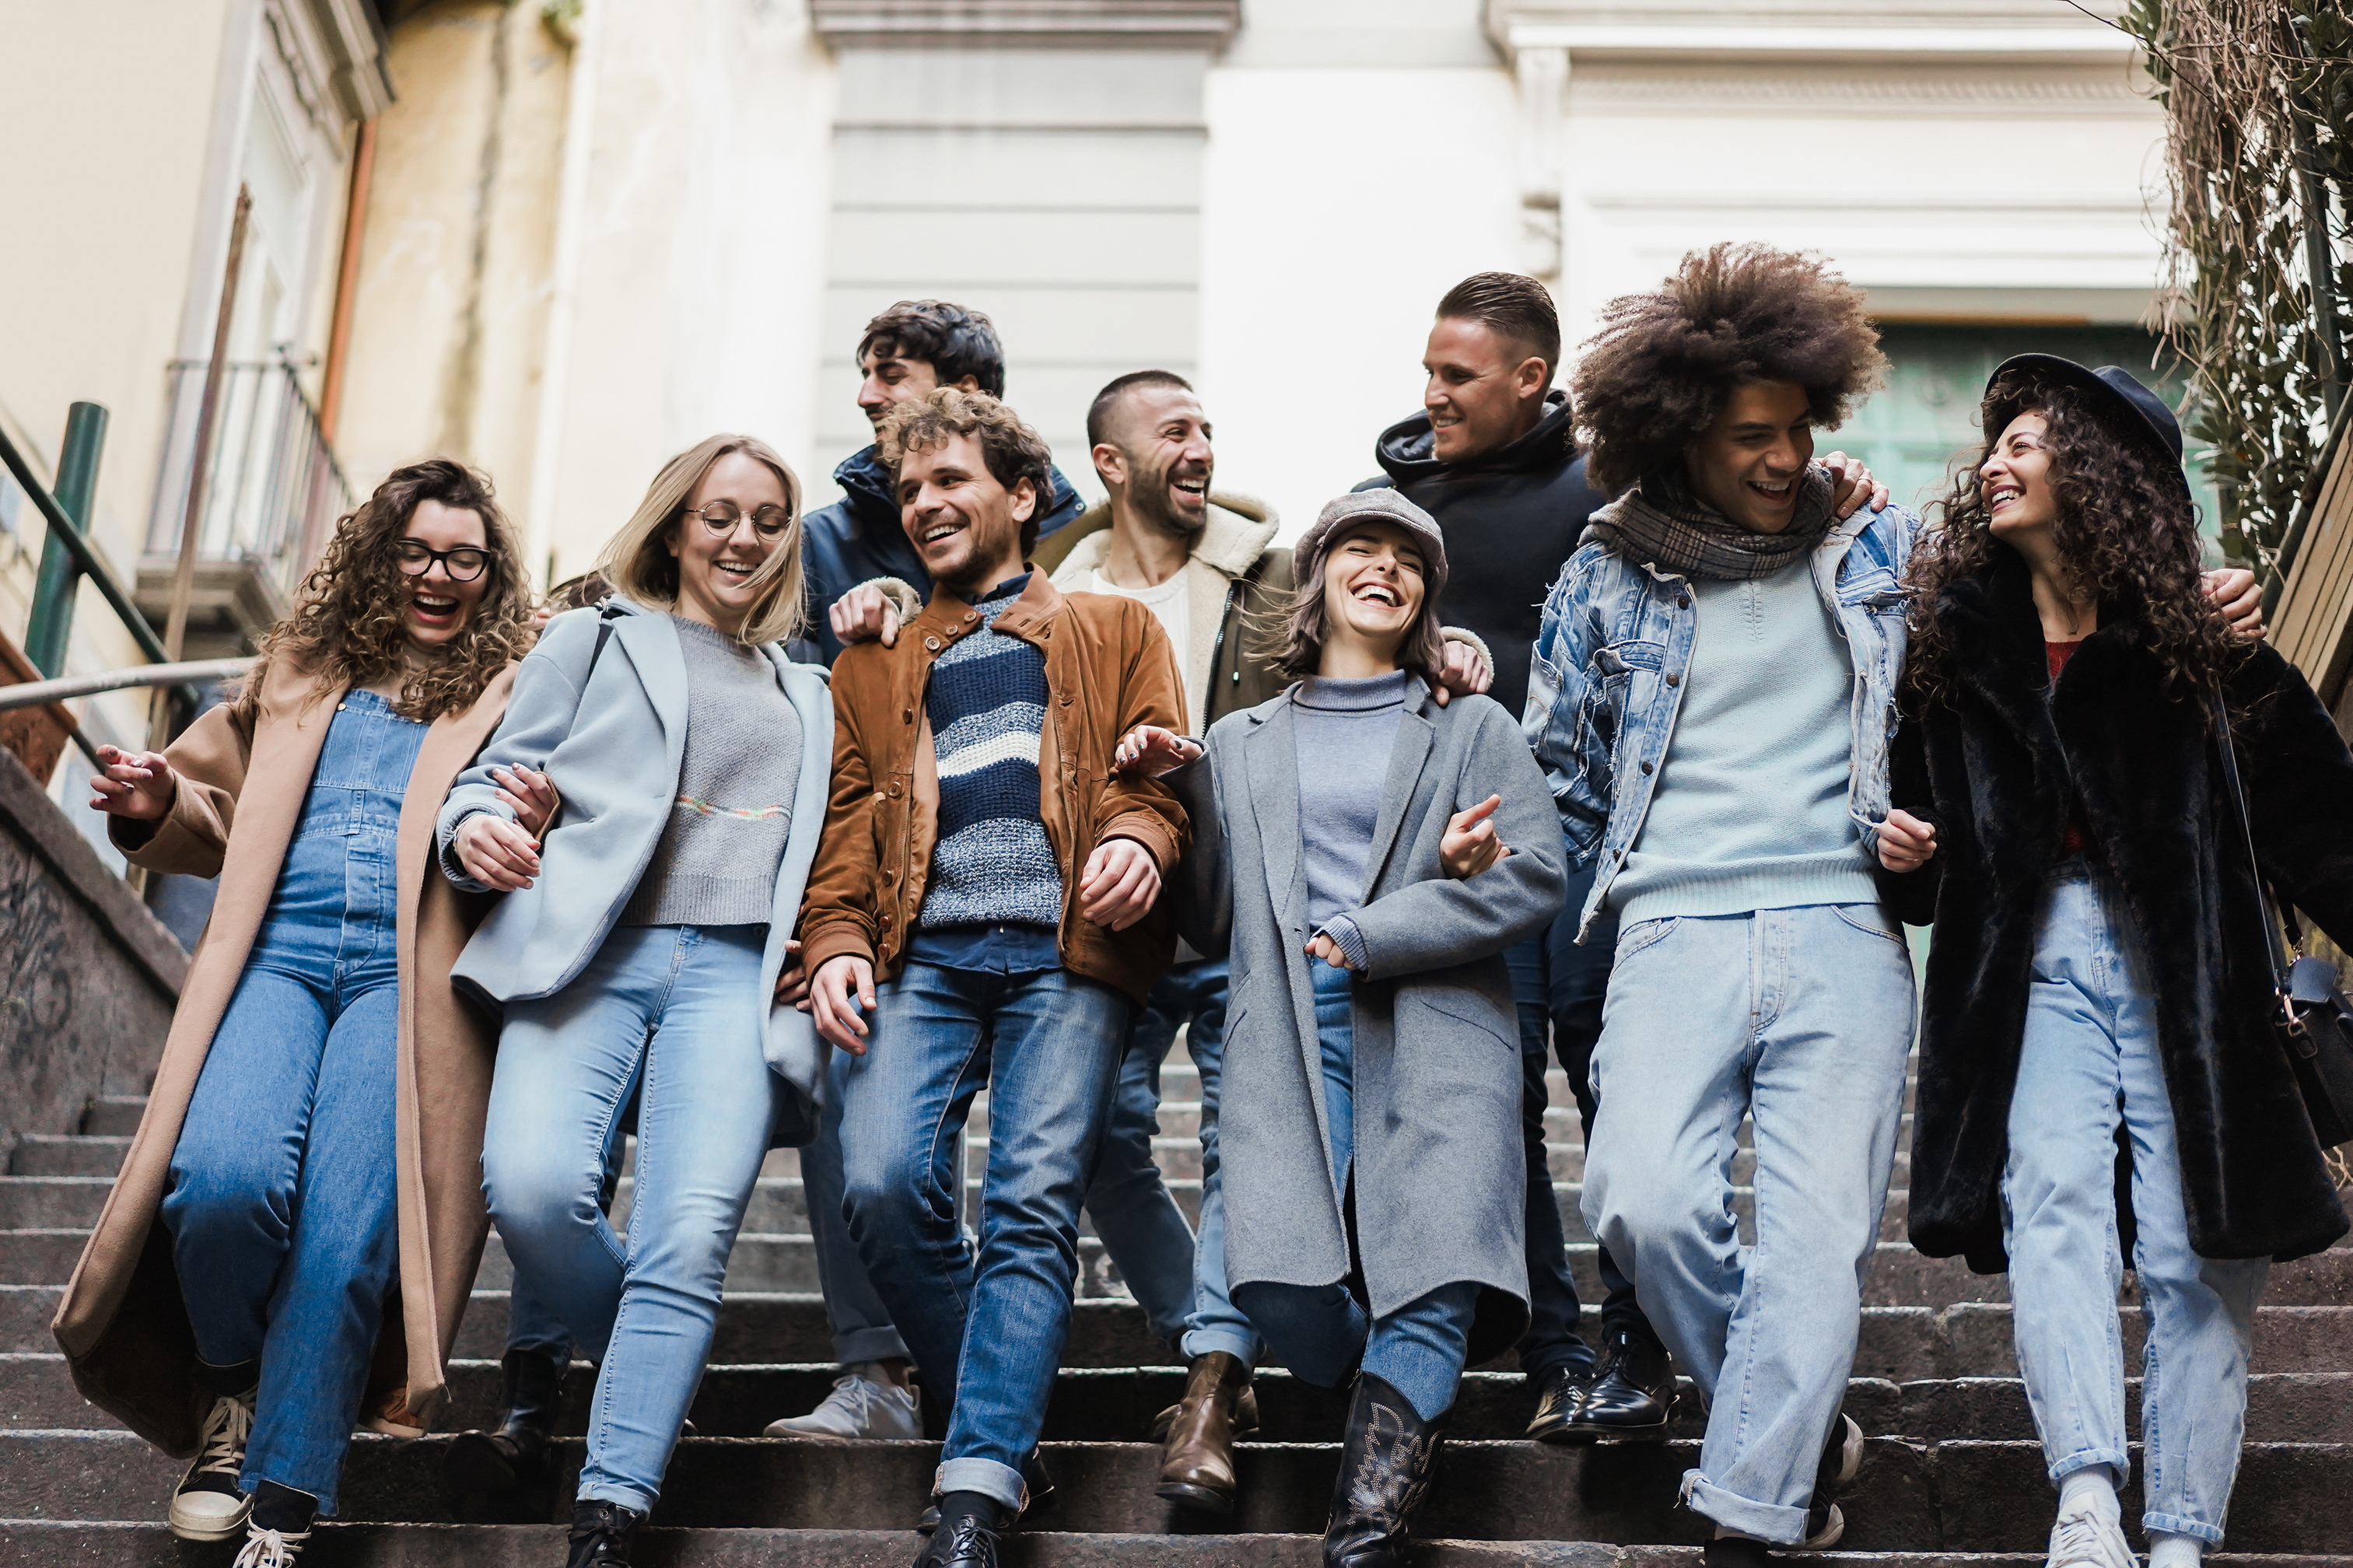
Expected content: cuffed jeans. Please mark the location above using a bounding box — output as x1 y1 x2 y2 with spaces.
483 924 776 1514
1583 904 1915 1544
2005 863 2266 1545
1232 963 1480 1424
837 961 1131 1512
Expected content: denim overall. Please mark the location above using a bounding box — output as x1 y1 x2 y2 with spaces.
164 690 427 1514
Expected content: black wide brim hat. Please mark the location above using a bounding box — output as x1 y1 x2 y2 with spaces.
1984 353 2191 495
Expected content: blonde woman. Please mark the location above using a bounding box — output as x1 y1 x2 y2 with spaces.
437 436 835 1567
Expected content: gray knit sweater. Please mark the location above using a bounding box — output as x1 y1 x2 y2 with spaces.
1291 670 1409 966
621 616 804 927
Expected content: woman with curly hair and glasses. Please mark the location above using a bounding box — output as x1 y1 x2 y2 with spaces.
62 459 534 1565
1879 359 2353 1568
438 435 834 1568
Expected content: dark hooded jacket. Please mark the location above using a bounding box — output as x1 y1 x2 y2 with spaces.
1879 548 2353 1272
1355 390 1605 716
795 443 1085 665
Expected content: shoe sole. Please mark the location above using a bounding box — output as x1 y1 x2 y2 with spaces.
762 1426 916 1440
1155 1481 1235 1516
1551 1416 1672 1445
441 1432 520 1494
166 1505 252 1543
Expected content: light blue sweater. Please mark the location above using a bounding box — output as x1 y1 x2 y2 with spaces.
1609 561 1876 926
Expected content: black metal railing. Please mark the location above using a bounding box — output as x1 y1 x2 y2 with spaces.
145 358 354 601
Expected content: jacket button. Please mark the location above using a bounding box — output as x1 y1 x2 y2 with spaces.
883 868 895 884
888 781 903 798
1640 761 1654 775
925 636 941 652
965 611 977 622
1677 594 1690 609
879 910 891 926
1060 692 1073 705
903 707 914 723
1665 672 1680 687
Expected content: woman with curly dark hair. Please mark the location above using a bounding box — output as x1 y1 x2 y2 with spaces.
61 459 534 1566
1879 359 2353 1568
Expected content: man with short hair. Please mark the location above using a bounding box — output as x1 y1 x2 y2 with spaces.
797 299 1085 664
801 387 1189 1568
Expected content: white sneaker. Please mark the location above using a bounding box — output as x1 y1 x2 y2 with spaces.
2047 1504 2138 1568
168 1389 257 1542
231 1524 310 1566
762 1363 921 1440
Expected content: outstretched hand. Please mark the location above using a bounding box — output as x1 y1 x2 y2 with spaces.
86 744 174 821
1113 723 1200 777
1441 793 1511 880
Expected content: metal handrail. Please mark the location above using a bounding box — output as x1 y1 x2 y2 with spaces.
0 658 254 716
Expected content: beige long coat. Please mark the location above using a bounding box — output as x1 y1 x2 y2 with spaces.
51 656 515 1455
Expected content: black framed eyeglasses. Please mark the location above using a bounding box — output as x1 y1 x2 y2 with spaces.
394 540 492 581
681 499 792 540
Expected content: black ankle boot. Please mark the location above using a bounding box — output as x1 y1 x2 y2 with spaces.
1322 1372 1447 1568
446 1346 566 1493
565 1499 642 1566
916 1492 1007 1567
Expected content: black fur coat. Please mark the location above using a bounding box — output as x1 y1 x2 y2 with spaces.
1879 550 2353 1272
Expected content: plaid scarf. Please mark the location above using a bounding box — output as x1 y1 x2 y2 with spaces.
1585 467 1837 581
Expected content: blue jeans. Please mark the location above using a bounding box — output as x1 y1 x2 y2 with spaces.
1094 957 1224 1347
1582 904 1915 1544
802 1055 915 1367
1544 869 1654 1349
1234 963 1477 1423
482 923 776 1514
2005 865 2267 1545
836 961 1131 1512
506 1099 632 1360
164 691 425 1514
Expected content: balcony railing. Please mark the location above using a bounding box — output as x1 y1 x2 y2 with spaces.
142 357 354 638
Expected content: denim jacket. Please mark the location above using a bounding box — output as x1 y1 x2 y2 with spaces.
1523 490 1919 937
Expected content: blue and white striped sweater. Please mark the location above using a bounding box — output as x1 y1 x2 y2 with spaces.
919 577 1063 930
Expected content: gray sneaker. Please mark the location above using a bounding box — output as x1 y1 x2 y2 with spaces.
762 1362 921 1440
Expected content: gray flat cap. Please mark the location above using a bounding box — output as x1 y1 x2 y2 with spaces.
1294 489 1449 599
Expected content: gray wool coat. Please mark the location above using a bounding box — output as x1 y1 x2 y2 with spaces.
1169 678 1567 1363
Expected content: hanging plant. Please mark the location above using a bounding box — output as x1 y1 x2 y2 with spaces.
2127 0 2353 580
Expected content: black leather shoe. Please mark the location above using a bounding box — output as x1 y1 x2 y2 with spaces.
1559 1328 1672 1442
1322 1371 1446 1568
1700 1536 1777 1568
912 1451 1054 1534
446 1346 567 1493
915 1493 1007 1567
1522 1361 1598 1442
565 1500 643 1566
1801 1411 1863 1548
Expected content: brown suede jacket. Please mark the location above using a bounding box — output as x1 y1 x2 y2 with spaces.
799 569 1191 1005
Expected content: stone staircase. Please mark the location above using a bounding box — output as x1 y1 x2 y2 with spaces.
3 1055 2348 1566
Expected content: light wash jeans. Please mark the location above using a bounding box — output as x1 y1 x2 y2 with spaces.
1233 962 1480 1422
1582 903 1916 1543
481 923 775 1514
836 960 1132 1512
505 1097 633 1360
165 690 425 1514
801 1054 916 1367
2005 863 2267 1545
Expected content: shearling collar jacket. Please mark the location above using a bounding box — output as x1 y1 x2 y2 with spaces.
1033 491 1293 733
798 569 1190 1004
1882 549 2353 1270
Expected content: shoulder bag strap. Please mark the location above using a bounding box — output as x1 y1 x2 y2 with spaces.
2211 695 2296 982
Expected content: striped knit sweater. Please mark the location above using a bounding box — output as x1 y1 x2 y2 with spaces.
918 574 1063 930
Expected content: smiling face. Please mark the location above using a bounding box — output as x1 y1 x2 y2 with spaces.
1099 383 1213 539
398 499 492 653
664 450 790 635
1981 411 2059 548
1423 316 1549 464
1685 380 1816 534
898 431 1035 596
1319 521 1427 666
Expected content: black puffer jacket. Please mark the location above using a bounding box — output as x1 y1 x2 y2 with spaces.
1356 390 1604 718
1880 548 2353 1271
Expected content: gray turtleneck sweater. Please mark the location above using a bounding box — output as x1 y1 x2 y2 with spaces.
1291 670 1409 964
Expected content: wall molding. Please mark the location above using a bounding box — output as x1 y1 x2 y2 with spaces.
1485 1 2139 66
1567 65 2153 117
812 0 1239 51
298 0 394 121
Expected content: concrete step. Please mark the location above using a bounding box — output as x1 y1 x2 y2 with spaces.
0 1180 111 1231
77 1098 146 1138
3 1430 2348 1552
5 1136 128 1178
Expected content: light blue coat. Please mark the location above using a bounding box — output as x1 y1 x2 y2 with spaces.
436 597 834 1144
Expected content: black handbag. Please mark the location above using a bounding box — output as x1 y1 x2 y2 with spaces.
2214 705 2353 1147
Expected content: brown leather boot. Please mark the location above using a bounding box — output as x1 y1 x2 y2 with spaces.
1155 1351 1255 1514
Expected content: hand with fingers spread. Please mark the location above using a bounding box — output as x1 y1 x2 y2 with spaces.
1080 836 1162 930
453 813 544 892
1441 793 1511 880
774 937 811 1010
86 744 176 821
1876 808 1938 873
492 764 559 838
1113 723 1200 778
1430 639 1492 708
811 953 877 1053
1819 451 1891 519
830 584 903 650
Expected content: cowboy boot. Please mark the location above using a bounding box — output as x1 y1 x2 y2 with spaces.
444 1346 566 1493
1155 1351 1255 1514
1322 1372 1447 1568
